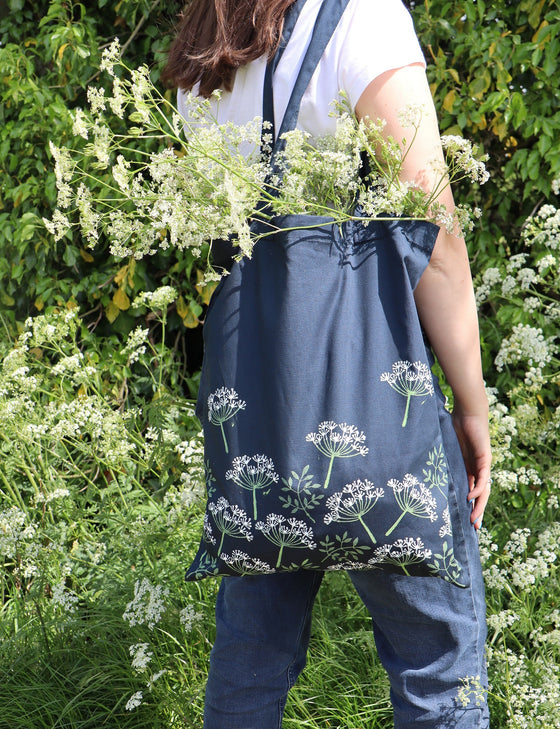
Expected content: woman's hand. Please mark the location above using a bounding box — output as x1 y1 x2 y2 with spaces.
451 408 492 529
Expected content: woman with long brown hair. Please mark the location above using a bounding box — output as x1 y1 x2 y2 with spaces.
165 1 491 727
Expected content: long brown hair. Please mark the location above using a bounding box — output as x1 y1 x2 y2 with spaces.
163 0 297 97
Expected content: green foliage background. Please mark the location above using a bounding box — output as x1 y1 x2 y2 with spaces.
1 0 559 339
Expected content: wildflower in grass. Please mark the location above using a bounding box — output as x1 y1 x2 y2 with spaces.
179 604 204 632
0 506 37 559
132 286 178 312
255 514 316 568
147 670 167 690
369 537 432 575
120 327 149 364
123 578 169 630
486 610 520 633
440 135 489 184
226 454 279 519
385 473 438 536
208 497 253 555
380 360 434 427
495 323 554 372
129 643 153 673
323 479 385 544
306 421 368 489
125 691 143 711
207 387 246 454
51 582 79 613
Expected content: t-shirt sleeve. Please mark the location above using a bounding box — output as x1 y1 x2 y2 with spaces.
338 0 426 110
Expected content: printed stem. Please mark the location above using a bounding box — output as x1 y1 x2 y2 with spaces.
385 510 407 537
358 516 377 544
220 421 229 454
253 488 258 521
276 543 285 568
402 393 412 428
218 530 226 556
401 563 411 576
323 455 335 489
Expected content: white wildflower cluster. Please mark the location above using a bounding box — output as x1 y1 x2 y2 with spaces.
122 578 169 630
22 308 78 349
493 467 541 494
50 582 80 613
0 506 37 560
523 203 560 251
179 604 204 632
487 646 560 729
51 352 97 386
165 435 206 521
44 53 486 276
475 266 502 304
440 135 490 184
275 113 363 215
31 395 135 463
482 523 560 592
129 642 153 673
494 324 555 372
34 488 71 505
486 610 520 633
125 690 143 711
132 286 178 312
120 326 149 365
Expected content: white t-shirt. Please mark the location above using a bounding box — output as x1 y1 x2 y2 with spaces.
177 0 425 139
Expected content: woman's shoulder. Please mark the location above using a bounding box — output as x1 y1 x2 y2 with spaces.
333 0 425 109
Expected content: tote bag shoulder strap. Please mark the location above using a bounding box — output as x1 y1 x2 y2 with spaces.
263 0 352 150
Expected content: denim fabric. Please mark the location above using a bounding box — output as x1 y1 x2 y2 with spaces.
203 468 488 729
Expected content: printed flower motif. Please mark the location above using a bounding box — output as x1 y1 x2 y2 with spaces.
226 454 279 519
306 421 368 489
380 360 434 427
385 473 438 536
207 387 246 453
324 479 385 544
369 537 432 576
208 497 253 555
255 514 316 568
220 549 275 575
202 513 217 546
439 506 452 538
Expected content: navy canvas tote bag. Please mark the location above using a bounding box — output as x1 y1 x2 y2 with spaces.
186 0 471 587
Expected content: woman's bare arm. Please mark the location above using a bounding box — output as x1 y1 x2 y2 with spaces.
355 65 491 527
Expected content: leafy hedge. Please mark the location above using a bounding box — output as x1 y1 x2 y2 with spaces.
1 0 559 338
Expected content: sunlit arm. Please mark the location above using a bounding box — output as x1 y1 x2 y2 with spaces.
355 64 491 526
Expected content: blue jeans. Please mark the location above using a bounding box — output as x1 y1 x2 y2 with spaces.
203 526 488 728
